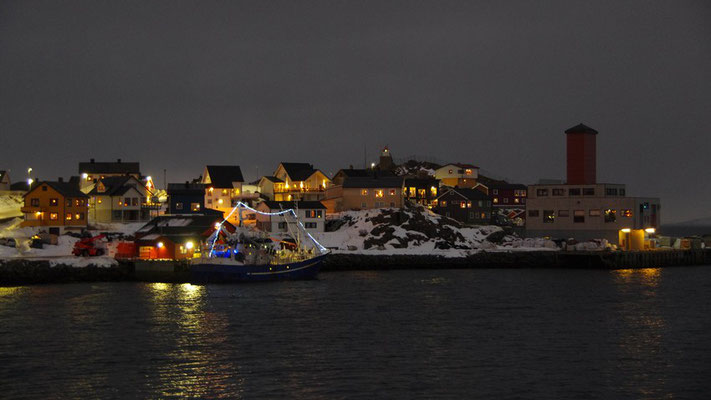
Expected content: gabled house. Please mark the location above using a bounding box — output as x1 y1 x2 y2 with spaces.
86 176 157 223
434 163 480 189
78 159 141 191
477 175 527 226
20 180 89 234
255 201 326 233
322 174 404 213
271 162 331 201
0 171 10 191
433 188 492 225
167 183 209 215
134 214 236 260
403 177 440 207
200 165 246 219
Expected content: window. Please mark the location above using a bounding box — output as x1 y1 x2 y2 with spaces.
465 169 472 175
460 201 466 209
49 198 58 206
207 199 212 204
30 198 40 207
604 209 616 223
191 203 201 212
440 201 447 207
175 202 183 210
222 189 228 195
480 212 487 219
589 209 601 217
50 212 58 220
448 169 453 174
552 188 565 196
478 200 483 207
574 210 585 223
76 199 84 206
543 210 555 223
66 198 72 207
375 201 384 208
75 213 84 220
620 189 626 196
132 198 138 206
529 210 539 217
389 202 395 207
361 189 368 196
493 198 499 204
430 187 437 197
569 188 581 196
66 213 72 220
469 212 476 219
278 222 287 230
514 198 520 204
418 189 425 198
42 186 47 191
622 209 632 217
124 197 131 206
492 189 498 195
558 210 569 217
316 210 323 218
390 189 397 196
304 222 317 229
409 187 416 197
503 198 509 204
467 201 472 208
536 189 548 196
606 188 618 196
361 202 367 208
583 188 595 196
375 190 384 198
97 198 103 204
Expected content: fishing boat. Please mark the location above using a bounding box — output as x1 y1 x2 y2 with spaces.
189 202 329 283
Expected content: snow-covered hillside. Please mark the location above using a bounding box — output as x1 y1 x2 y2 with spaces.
315 205 557 256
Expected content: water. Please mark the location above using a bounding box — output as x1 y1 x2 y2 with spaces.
1 268 711 399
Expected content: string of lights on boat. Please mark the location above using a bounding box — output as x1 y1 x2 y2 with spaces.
208 201 329 257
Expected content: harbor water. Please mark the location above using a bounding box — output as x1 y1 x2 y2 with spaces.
1 267 711 399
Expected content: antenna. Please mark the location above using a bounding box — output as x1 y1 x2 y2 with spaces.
363 143 366 169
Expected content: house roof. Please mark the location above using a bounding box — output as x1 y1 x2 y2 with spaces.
565 123 598 135
260 176 284 184
334 169 395 179
167 183 205 194
437 188 489 201
136 214 235 237
261 201 326 210
342 176 404 189
439 163 479 169
26 181 88 198
78 160 140 175
205 165 244 187
280 162 316 181
10 181 29 192
87 176 142 196
476 175 526 190
404 177 439 186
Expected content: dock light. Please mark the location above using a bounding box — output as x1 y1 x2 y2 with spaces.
621 228 631 233
157 242 164 248
185 241 194 250
645 228 656 234
27 178 33 185
371 162 376 168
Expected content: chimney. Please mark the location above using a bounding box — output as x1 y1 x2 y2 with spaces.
565 123 598 185
58 177 63 183
117 158 122 163
90 158 95 163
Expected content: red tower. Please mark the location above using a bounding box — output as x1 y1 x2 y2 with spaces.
565 123 598 185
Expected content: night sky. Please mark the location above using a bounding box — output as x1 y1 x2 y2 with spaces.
1 1 709 223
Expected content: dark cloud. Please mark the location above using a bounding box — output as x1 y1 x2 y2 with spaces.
1 0 709 222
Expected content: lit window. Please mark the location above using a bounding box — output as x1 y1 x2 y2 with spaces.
66 213 72 220
622 209 632 217
440 201 447 207
448 169 453 174
589 209 601 217
175 202 183 210
390 189 396 196
493 198 499 204
543 210 555 223
191 203 201 212
465 169 472 175
418 189 425 198
604 209 616 223
460 201 466 209
430 186 437 197
49 198 58 206
514 198 519 204
409 187 416 197
375 190 384 198
97 198 102 204
30 198 40 207
361 189 368 196
50 212 58 220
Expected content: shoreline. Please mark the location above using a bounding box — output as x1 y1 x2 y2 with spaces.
1 249 710 285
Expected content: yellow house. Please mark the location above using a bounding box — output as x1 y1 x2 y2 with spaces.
322 176 404 213
200 165 245 222
271 162 331 201
434 163 479 188
21 180 89 234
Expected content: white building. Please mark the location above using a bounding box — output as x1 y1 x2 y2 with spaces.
255 201 326 233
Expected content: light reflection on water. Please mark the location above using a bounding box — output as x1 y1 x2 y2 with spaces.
1 268 710 398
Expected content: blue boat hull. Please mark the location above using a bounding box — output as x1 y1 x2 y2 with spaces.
190 254 326 283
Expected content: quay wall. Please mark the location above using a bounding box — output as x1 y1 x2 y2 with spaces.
1 249 710 285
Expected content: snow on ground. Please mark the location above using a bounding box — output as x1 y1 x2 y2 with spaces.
315 205 559 256
89 222 145 236
0 193 23 220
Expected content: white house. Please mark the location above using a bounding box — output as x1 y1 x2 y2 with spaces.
255 201 326 233
86 176 157 223
434 163 480 189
